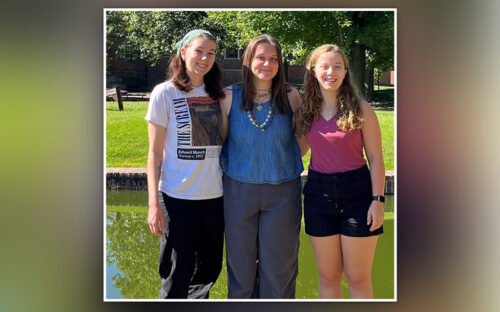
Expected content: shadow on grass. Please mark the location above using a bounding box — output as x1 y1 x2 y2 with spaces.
372 103 394 111
372 87 394 102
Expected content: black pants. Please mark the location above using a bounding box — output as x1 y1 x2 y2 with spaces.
158 193 224 299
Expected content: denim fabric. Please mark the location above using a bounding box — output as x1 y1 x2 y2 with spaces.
303 165 383 237
220 84 303 184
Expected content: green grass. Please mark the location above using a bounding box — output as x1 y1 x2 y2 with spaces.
375 110 394 170
106 97 394 170
106 102 149 167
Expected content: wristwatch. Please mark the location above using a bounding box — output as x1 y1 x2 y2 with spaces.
372 195 385 203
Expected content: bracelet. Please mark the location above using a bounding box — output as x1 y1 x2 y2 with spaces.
372 195 385 203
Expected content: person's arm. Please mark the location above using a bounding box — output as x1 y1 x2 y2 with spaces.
296 135 310 157
288 87 311 157
288 87 301 113
360 100 385 231
147 121 166 236
219 86 233 142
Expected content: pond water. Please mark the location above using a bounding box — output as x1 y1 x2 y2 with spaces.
106 190 394 299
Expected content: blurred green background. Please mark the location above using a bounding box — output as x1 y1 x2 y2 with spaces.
2 1 500 312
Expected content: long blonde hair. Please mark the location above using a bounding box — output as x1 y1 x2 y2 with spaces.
294 44 363 135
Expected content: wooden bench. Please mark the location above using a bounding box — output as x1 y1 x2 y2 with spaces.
106 86 125 110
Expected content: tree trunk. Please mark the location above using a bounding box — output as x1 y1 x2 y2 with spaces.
349 43 366 96
365 68 374 101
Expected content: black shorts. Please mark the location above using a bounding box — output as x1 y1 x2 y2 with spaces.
303 165 383 237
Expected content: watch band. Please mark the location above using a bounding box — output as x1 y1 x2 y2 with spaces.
372 195 385 203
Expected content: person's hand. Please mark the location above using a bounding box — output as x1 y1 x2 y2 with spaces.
367 200 384 232
148 203 165 236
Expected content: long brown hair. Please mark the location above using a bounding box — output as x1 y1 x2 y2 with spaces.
167 33 224 100
295 44 363 135
241 34 290 114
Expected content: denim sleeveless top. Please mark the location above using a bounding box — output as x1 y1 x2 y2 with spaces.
220 84 303 184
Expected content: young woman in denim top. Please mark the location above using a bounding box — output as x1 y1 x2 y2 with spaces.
294 44 385 299
219 35 303 298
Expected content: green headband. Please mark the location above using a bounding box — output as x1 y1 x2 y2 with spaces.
176 29 213 55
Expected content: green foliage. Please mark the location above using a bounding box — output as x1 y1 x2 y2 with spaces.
207 11 394 98
207 10 393 69
352 11 394 71
208 11 341 64
106 210 161 298
106 11 229 66
106 10 393 99
106 10 393 70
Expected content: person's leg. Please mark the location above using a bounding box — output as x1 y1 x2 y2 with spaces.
223 176 260 298
337 166 382 299
258 177 302 298
158 193 200 298
187 196 225 299
309 234 343 298
303 169 343 298
341 235 378 299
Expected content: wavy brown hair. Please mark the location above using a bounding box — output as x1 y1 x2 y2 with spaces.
294 44 363 135
167 33 224 100
241 34 290 114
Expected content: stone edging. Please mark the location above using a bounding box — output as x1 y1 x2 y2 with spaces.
107 168 395 194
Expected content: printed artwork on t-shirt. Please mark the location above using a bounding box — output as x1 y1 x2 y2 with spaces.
172 95 222 160
187 96 223 146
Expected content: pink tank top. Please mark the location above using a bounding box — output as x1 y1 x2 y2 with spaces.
306 114 366 173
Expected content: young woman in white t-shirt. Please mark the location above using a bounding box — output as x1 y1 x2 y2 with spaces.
145 29 225 299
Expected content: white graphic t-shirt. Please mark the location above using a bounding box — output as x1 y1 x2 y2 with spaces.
145 80 223 199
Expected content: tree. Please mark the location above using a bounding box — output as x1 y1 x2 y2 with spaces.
106 11 229 66
106 210 160 298
106 10 394 98
344 11 394 98
208 11 394 99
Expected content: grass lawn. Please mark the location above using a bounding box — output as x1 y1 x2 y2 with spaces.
106 102 149 167
106 94 394 170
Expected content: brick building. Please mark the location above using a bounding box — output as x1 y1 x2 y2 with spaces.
380 70 394 85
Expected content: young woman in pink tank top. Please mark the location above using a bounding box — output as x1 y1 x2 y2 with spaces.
294 44 385 299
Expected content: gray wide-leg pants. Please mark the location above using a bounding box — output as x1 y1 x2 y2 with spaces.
223 175 302 299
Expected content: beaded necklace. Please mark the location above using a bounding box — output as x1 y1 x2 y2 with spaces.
247 101 276 132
